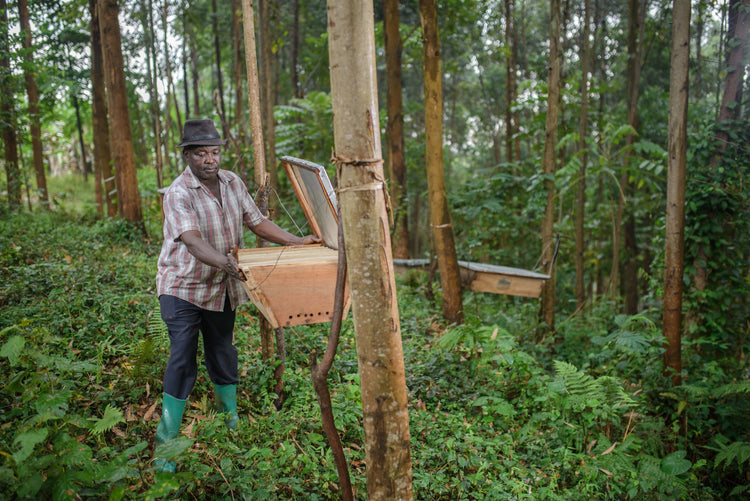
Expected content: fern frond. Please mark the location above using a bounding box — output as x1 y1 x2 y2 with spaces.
715 440 750 472
90 404 125 436
713 381 750 399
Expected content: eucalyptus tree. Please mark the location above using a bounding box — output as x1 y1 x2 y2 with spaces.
98 0 143 225
419 0 464 326
540 0 562 333
88 0 116 217
0 0 21 211
384 0 410 259
663 0 690 386
327 0 413 497
17 0 48 207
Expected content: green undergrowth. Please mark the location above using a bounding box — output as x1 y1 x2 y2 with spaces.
0 210 747 499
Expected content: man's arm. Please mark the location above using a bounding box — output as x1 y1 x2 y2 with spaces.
180 230 242 279
249 219 321 246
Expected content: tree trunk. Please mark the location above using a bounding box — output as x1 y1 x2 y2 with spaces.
162 0 182 155
142 0 164 189
190 29 200 116
539 0 561 334
504 0 515 164
712 0 750 159
291 0 301 98
98 0 143 224
327 1 414 498
232 0 247 148
622 0 645 314
575 0 592 311
18 0 48 208
212 0 228 137
241 0 276 363
0 0 21 212
89 0 116 218
384 0 410 259
663 0 690 386
259 0 278 200
419 0 464 326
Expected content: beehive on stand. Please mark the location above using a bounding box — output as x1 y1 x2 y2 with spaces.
237 157 349 328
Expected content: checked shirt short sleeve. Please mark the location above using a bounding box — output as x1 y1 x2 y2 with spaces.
156 167 265 311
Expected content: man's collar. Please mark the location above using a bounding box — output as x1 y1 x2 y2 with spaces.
182 166 234 189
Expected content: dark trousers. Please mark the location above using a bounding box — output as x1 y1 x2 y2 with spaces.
159 294 238 400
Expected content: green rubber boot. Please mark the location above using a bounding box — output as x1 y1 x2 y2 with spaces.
153 393 186 473
214 384 239 430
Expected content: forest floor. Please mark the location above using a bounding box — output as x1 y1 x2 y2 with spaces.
0 179 747 499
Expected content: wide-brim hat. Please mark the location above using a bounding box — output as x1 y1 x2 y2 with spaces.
177 119 227 148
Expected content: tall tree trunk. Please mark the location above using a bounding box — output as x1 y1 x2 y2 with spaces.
232 0 247 148
143 0 164 189
18 0 48 208
162 0 182 155
419 0 464 326
621 0 645 314
327 1 414 498
212 0 228 137
0 0 21 211
539 0 561 334
99 0 143 225
259 0 278 200
72 92 89 179
712 0 750 159
663 0 690 386
504 0 515 164
291 0 301 98
575 0 592 310
89 0 116 218
241 0 276 363
384 0 410 259
190 29 200 116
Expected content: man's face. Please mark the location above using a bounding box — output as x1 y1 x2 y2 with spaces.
185 146 222 182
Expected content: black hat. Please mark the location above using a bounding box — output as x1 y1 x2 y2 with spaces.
177 119 227 148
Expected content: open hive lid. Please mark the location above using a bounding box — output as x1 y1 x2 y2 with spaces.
236 157 348 328
280 156 339 249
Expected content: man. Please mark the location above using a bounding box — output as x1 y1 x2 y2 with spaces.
154 119 319 472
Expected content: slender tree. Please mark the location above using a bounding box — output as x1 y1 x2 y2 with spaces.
141 0 164 189
419 0 464 325
0 0 21 211
663 0 690 386
384 0 410 259
89 0 116 218
98 0 143 224
259 0 278 196
712 0 749 160
212 0 228 136
539 0 562 333
17 0 48 207
575 0 592 310
327 1 413 498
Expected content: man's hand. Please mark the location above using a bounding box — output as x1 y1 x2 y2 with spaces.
299 235 322 245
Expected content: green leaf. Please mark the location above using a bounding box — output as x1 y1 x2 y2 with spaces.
12 428 49 464
0 335 25 366
154 436 193 461
144 474 181 501
90 404 125 435
661 450 692 476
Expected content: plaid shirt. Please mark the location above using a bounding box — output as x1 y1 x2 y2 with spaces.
156 167 265 311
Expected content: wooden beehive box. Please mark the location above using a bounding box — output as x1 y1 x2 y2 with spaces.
457 261 549 298
392 258 549 298
237 157 349 328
